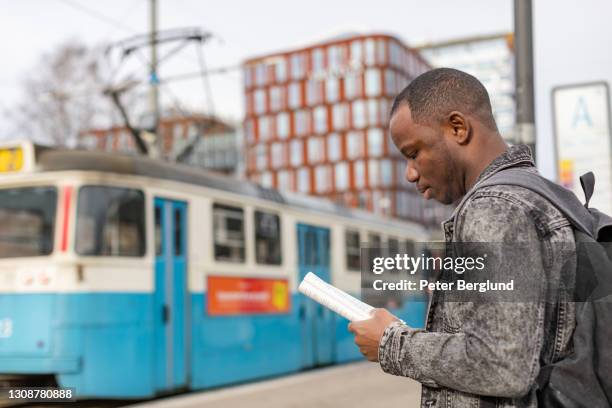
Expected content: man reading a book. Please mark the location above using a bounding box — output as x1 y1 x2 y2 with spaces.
348 68 576 408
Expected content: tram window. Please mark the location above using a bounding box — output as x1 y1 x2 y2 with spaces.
76 186 145 257
388 237 399 255
254 210 282 265
368 233 382 258
404 239 416 257
0 187 57 258
345 229 360 271
174 208 183 256
155 206 162 256
213 203 245 262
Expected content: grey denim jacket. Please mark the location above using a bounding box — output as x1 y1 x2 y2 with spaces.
378 145 577 408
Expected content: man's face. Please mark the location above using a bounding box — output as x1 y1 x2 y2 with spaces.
389 104 461 205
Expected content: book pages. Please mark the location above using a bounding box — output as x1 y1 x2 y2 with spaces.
298 272 374 322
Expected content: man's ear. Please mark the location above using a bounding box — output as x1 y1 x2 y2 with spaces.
447 111 471 145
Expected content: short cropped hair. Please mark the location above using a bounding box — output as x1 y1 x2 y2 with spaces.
390 68 498 130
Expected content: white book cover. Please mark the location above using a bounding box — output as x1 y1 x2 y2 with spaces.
298 272 374 322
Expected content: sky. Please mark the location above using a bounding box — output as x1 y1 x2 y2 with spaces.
1 0 611 185
0 0 513 127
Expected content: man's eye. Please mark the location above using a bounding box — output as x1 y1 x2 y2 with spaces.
408 151 418 160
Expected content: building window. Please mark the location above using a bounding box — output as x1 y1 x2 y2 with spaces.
294 109 310 136
345 229 361 271
376 39 387 64
307 79 322 105
76 186 145 257
368 159 379 187
255 64 267 86
350 40 363 66
367 99 379 126
244 67 253 88
379 99 389 121
260 172 273 188
213 203 245 262
271 142 285 169
315 165 331 193
245 119 255 143
327 133 342 161
395 71 406 94
258 116 271 141
277 112 289 139
354 160 365 188
328 45 342 71
256 144 267 170
313 106 327 134
381 159 393 186
352 100 366 129
389 42 401 68
308 137 324 164
344 71 361 99
385 69 396 96
291 53 305 79
326 77 339 103
290 139 303 166
278 170 292 190
254 89 266 114
332 103 348 130
275 58 287 82
335 162 349 191
297 167 310 193
365 39 376 66
270 86 283 112
347 131 363 159
365 68 381 97
367 128 383 157
289 82 301 108
255 210 282 265
312 48 324 76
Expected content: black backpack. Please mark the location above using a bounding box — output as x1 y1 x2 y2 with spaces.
476 168 612 407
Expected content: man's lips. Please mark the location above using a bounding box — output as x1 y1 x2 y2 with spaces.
418 186 431 199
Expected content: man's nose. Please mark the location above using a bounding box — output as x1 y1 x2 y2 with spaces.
405 163 419 183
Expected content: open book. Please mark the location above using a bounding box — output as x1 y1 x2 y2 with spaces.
298 272 374 322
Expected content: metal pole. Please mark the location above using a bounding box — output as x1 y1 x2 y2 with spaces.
149 0 161 158
514 0 536 163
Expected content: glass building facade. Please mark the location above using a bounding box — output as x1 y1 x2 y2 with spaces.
243 33 450 225
417 33 515 142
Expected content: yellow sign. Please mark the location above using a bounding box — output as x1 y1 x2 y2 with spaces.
559 159 574 189
0 148 23 172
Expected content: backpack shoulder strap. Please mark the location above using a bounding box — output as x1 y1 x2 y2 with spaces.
472 168 595 237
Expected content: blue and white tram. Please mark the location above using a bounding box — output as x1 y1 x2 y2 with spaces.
0 141 429 398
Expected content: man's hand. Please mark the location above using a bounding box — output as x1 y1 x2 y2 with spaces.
348 308 401 362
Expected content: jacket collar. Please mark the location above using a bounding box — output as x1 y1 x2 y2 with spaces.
443 144 535 227
472 144 535 186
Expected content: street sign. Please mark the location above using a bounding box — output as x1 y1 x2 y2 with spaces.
552 82 612 214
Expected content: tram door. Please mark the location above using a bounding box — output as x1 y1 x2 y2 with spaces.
297 224 334 367
154 198 188 391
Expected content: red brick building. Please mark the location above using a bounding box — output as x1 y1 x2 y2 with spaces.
243 33 449 225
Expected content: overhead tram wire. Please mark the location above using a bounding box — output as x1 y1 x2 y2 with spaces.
53 0 240 92
55 0 211 78
55 0 136 34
